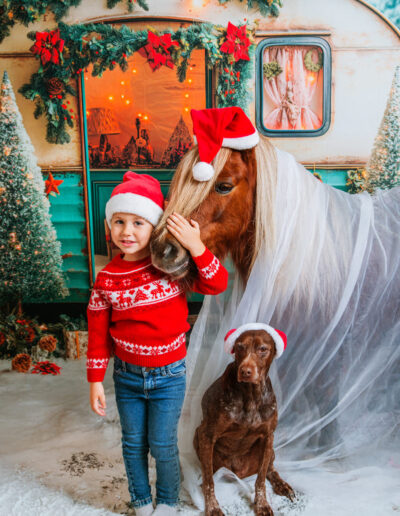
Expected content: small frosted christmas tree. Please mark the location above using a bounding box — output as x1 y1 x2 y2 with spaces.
0 71 68 308
366 66 400 192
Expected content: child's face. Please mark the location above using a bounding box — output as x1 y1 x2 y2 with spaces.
110 212 153 261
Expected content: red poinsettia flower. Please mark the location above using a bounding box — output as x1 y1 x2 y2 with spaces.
138 31 179 71
30 29 65 66
220 22 251 62
31 361 62 375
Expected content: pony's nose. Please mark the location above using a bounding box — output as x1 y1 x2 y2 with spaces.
162 243 179 260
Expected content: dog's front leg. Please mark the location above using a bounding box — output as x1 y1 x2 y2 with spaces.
195 422 225 516
254 433 274 516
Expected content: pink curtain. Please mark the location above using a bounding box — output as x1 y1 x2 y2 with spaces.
263 46 322 130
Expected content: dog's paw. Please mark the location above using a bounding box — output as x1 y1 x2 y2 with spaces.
255 503 274 516
205 508 225 516
273 480 296 501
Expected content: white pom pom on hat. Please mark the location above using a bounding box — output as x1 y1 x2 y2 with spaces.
190 107 259 182
224 323 287 358
193 161 215 182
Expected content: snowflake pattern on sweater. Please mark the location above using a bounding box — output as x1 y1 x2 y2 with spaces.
86 247 228 382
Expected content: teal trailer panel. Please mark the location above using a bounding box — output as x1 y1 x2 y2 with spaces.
47 172 90 303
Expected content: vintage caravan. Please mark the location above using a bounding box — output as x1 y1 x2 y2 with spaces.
1 0 399 305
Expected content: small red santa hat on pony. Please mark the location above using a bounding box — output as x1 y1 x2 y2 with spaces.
190 107 259 182
105 171 164 227
224 323 287 358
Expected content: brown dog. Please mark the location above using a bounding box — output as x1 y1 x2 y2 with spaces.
194 327 295 516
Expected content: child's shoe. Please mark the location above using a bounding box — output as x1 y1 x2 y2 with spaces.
152 504 177 515
135 503 154 516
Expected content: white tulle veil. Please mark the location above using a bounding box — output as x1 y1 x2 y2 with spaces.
178 147 400 513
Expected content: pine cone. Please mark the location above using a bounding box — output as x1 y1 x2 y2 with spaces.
12 353 32 373
39 335 57 353
46 77 64 96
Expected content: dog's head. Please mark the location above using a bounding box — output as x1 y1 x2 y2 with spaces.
233 329 276 384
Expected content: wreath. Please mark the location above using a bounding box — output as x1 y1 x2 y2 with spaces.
304 49 323 72
263 61 282 80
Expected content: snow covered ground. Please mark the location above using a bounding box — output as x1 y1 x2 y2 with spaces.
1 359 399 516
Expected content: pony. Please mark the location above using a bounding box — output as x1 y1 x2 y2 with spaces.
151 135 352 317
150 134 400 512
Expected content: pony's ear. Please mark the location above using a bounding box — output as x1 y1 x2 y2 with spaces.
240 147 256 165
240 148 257 185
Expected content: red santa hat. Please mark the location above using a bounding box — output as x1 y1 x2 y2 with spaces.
190 107 259 182
105 171 164 227
224 323 287 358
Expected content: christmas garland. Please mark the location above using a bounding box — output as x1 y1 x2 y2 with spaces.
0 0 81 43
19 21 255 144
346 168 368 194
0 0 281 44
217 0 282 17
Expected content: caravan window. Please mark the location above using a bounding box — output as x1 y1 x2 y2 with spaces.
84 50 206 169
256 37 331 137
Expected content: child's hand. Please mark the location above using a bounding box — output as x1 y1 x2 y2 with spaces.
90 382 106 417
167 212 206 257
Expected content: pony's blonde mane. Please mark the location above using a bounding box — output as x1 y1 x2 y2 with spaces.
253 135 277 271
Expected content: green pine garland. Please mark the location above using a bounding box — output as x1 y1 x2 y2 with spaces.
0 0 81 43
217 0 282 17
20 22 255 144
0 0 282 44
107 0 149 12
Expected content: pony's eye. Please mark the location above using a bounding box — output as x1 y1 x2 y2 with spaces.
215 182 234 195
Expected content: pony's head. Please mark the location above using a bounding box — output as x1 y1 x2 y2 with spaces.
150 136 277 287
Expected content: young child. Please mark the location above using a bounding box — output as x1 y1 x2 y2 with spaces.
87 171 228 516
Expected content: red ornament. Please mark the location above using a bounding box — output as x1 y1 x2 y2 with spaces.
30 29 65 66
138 31 179 71
45 173 63 196
220 22 251 62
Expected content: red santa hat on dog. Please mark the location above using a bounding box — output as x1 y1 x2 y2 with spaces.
191 107 259 182
105 171 164 227
224 323 287 358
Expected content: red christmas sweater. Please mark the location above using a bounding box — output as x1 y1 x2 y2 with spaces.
86 247 228 382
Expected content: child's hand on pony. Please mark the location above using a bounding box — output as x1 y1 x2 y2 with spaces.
90 382 107 417
167 212 205 257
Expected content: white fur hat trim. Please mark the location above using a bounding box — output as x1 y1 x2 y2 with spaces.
224 322 286 358
106 192 163 227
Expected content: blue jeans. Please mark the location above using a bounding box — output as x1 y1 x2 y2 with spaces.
113 355 186 508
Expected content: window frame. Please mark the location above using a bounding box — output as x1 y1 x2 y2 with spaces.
255 36 332 138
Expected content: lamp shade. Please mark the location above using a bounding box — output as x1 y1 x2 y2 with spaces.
87 107 121 136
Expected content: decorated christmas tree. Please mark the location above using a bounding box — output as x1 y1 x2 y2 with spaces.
366 66 400 192
161 117 193 168
0 71 68 308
